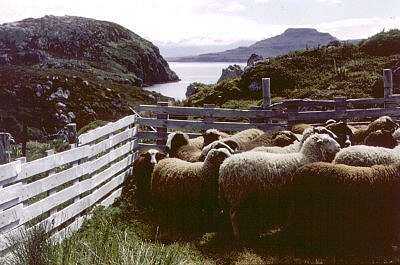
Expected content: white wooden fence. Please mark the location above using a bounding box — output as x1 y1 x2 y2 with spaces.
0 115 138 256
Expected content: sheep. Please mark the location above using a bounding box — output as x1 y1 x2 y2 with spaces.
353 116 399 144
121 148 167 208
220 128 264 151
325 121 354 147
219 133 341 240
290 162 400 250
364 129 397 148
235 130 299 152
291 123 312 134
200 140 236 160
333 145 400 167
251 127 337 154
166 129 230 162
325 119 337 126
393 128 400 144
203 129 230 147
151 148 232 228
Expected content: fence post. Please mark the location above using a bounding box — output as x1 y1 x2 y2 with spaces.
45 149 58 219
334 97 347 120
66 123 77 145
262 78 271 109
383 69 393 98
204 104 215 128
0 133 12 165
383 69 394 109
156 102 169 146
286 100 299 129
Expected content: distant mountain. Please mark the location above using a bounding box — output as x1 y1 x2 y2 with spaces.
156 40 255 58
171 28 338 62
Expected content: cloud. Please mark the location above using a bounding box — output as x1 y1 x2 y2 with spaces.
315 17 400 39
316 0 343 4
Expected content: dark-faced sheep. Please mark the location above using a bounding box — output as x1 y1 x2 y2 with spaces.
290 162 400 251
325 121 354 147
122 148 167 208
166 129 229 162
364 129 397 148
353 116 399 144
219 133 341 240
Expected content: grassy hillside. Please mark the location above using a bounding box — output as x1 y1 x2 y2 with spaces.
185 30 400 108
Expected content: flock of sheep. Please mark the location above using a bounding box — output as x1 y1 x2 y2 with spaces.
129 116 400 249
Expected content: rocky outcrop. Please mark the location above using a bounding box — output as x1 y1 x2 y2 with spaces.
186 83 199 98
0 16 174 141
217 64 244 83
0 15 178 85
247 54 264 67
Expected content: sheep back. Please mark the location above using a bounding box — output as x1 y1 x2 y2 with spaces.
334 145 400 166
291 162 400 250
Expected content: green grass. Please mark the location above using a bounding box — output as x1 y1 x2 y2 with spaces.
6 195 400 265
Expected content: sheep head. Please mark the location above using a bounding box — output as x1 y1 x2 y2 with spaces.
200 140 235 161
272 130 299 147
202 129 225 147
302 133 341 163
138 148 167 165
364 130 397 149
165 131 189 154
368 116 399 134
204 148 232 168
326 121 354 148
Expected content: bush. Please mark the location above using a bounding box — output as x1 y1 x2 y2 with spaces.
360 29 400 56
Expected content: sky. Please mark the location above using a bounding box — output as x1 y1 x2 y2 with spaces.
0 0 399 46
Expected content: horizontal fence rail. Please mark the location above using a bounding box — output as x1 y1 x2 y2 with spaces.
135 69 399 147
0 115 138 256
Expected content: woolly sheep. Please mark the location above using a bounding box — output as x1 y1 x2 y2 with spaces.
252 127 337 154
325 119 337 126
325 121 354 147
353 116 399 144
122 148 167 207
166 129 229 162
220 128 264 151
200 140 236 160
333 144 400 167
291 123 313 134
219 133 341 240
151 148 232 223
364 129 397 148
236 130 299 152
290 162 400 250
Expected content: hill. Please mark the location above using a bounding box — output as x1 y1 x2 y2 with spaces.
0 15 176 141
185 30 400 108
171 28 338 62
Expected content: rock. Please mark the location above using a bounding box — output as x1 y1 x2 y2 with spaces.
217 64 244 83
247 54 264 67
186 83 199 98
249 81 261 92
393 67 400 93
0 15 179 85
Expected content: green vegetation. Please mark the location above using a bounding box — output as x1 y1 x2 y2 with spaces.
185 30 400 108
360 29 400 56
6 190 400 265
